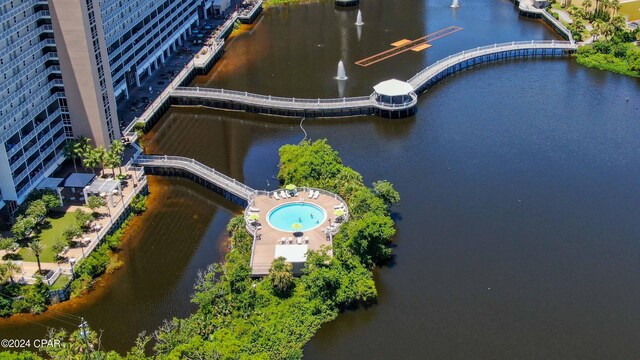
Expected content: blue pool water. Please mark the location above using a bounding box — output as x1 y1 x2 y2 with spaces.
267 202 327 232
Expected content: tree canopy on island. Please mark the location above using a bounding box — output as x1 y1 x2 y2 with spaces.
3 140 400 359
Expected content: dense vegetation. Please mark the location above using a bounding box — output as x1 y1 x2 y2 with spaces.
575 40 640 77
68 194 148 298
551 0 640 77
0 195 147 317
2 140 399 359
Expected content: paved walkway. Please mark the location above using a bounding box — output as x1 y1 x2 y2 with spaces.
0 165 144 284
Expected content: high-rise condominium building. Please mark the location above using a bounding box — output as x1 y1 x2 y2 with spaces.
0 0 200 210
0 0 69 209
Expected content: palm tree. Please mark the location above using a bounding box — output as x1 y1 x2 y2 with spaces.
610 0 620 14
95 146 108 176
62 139 79 172
0 261 21 284
82 148 101 175
582 0 593 14
29 241 45 274
109 140 125 175
268 257 294 296
75 136 92 171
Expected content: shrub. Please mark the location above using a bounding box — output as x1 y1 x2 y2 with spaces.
130 194 148 214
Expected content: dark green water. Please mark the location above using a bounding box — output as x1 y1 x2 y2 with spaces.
2 0 640 358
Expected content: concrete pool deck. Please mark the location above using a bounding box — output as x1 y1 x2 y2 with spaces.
247 189 347 275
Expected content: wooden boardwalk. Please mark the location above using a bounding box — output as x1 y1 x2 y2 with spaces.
408 40 577 93
133 155 255 200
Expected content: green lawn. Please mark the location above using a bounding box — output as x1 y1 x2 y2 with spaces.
50 274 71 291
18 211 77 263
620 0 640 21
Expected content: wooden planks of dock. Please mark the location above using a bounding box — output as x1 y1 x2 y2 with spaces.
355 26 463 67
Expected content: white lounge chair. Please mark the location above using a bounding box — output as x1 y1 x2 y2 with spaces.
273 192 280 200
307 190 313 198
250 207 259 212
333 204 344 209
280 190 288 199
313 191 320 199
304 236 309 243
280 237 286 244
287 237 293 244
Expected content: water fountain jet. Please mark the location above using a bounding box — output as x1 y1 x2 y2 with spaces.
335 60 348 80
451 0 460 8
355 10 364 25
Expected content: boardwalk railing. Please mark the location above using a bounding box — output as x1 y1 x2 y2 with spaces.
516 1 574 42
134 155 255 200
173 87 376 109
408 40 578 89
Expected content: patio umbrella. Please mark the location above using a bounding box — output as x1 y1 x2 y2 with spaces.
292 223 303 230
334 209 345 216
248 214 259 221
285 184 296 191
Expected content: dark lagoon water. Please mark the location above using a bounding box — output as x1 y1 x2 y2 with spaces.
2 0 640 357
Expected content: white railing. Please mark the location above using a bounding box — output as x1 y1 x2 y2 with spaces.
173 87 375 110
408 40 577 88
122 40 226 141
515 1 574 42
134 155 254 199
238 0 263 20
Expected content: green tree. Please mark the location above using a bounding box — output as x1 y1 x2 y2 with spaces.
11 216 37 241
28 241 45 274
110 140 125 175
82 147 101 175
25 200 47 221
62 139 80 173
95 146 108 175
51 238 68 262
63 224 83 242
0 237 17 252
41 192 61 210
268 257 294 297
104 151 121 177
372 180 400 208
0 260 21 284
75 136 92 169
86 195 106 215
582 0 593 14
74 209 93 230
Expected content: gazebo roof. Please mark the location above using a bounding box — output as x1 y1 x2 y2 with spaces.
36 177 63 190
373 79 414 96
62 173 96 188
85 178 120 195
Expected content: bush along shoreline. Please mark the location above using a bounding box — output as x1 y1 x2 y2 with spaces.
0 194 148 318
2 140 400 359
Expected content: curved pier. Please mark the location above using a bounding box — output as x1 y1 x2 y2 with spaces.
170 87 417 118
124 40 577 136
408 40 577 93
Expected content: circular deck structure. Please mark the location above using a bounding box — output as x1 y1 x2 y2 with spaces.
245 187 349 275
267 202 327 232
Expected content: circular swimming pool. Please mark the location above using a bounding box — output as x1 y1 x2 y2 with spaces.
267 202 327 232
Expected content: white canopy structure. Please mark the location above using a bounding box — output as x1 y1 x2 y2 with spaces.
373 79 414 97
83 178 122 207
274 244 308 263
372 79 416 108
